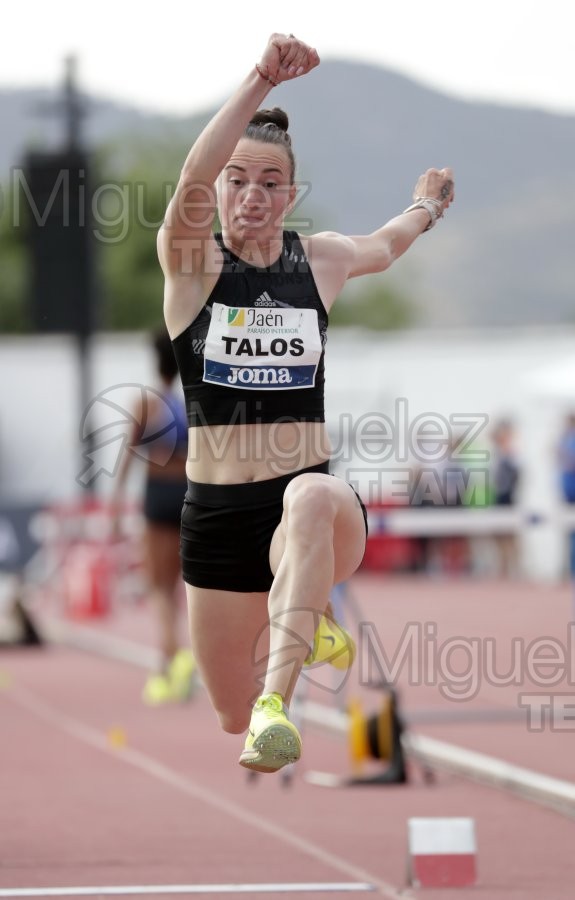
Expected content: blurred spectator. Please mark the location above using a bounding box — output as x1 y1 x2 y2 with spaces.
491 420 520 506
0 572 43 647
409 432 470 574
557 413 575 576
490 419 520 577
111 327 195 704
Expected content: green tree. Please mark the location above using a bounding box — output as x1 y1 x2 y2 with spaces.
95 140 184 330
329 274 415 330
0 183 30 332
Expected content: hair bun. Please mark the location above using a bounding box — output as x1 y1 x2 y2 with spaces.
243 106 295 179
249 107 289 133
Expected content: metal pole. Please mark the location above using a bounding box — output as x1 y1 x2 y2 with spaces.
61 57 96 495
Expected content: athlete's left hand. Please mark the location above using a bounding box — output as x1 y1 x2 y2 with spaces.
413 167 455 212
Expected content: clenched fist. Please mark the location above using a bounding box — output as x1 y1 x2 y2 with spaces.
413 167 455 212
257 33 320 85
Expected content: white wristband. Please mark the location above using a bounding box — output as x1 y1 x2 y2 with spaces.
402 196 444 232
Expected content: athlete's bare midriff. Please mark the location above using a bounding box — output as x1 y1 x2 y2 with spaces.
147 453 189 481
185 420 332 484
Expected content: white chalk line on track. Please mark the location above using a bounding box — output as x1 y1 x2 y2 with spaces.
0 883 375 896
4 685 409 900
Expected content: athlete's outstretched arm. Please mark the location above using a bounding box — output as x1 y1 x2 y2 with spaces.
310 167 454 292
347 167 455 276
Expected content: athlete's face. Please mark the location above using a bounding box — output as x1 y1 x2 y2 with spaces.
218 138 295 241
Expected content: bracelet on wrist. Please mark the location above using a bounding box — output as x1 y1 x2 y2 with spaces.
255 63 278 87
402 196 444 232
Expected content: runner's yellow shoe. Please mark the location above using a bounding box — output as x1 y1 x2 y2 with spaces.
303 614 356 670
168 648 197 700
239 693 302 773
142 672 174 706
142 649 197 706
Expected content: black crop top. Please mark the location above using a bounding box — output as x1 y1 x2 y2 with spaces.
171 231 328 427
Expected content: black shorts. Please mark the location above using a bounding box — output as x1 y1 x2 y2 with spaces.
144 476 187 526
180 462 368 593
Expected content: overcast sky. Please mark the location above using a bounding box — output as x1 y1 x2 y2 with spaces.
4 0 575 117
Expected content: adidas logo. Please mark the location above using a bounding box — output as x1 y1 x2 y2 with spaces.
253 291 275 306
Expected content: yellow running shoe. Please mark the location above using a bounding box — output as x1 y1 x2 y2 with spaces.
239 693 302 773
168 648 197 701
303 614 356 670
142 672 174 706
142 649 197 706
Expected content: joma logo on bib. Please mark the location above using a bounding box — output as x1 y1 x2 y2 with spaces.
204 303 322 391
227 367 293 386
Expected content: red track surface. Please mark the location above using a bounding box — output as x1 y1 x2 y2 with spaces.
2 573 575 899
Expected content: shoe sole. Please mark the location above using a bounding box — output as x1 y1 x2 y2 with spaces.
239 724 301 774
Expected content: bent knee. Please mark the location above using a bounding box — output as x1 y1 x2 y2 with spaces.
284 474 336 525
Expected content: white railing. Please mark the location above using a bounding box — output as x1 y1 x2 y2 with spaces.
366 505 575 536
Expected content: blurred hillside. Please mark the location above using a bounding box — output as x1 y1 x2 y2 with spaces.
1 59 574 329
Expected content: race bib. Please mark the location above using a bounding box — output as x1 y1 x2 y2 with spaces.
203 303 322 390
